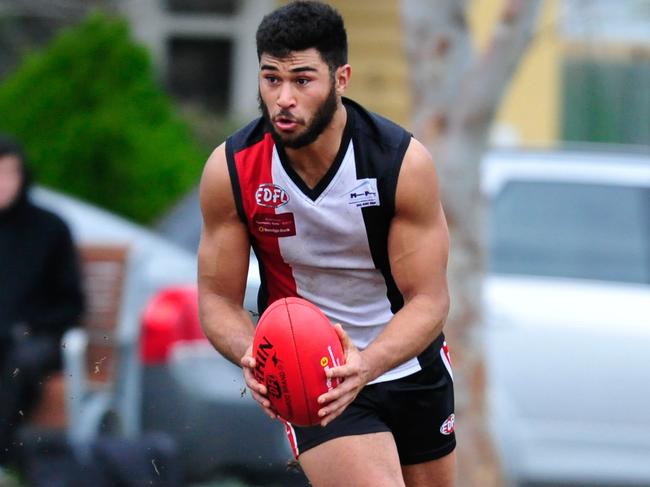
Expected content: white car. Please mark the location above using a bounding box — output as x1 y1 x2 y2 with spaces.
482 148 650 486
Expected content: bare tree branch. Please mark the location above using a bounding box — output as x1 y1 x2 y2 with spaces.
401 2 543 485
401 0 473 142
455 0 542 128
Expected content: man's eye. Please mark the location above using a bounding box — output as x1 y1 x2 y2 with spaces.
265 76 279 84
296 78 310 86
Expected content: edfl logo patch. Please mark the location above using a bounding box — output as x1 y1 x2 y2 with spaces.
256 183 289 208
440 413 455 435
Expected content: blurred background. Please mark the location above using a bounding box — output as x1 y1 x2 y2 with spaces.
0 1 648 486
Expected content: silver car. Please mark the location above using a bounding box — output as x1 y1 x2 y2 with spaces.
482 148 650 486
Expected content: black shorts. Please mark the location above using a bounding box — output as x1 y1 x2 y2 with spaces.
283 344 456 465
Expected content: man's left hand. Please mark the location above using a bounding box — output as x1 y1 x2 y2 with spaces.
316 324 373 427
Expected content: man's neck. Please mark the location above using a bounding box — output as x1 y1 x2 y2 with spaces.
284 102 347 189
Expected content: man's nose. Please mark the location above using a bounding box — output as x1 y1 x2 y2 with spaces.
276 83 296 109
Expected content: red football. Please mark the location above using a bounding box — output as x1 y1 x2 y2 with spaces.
252 297 345 426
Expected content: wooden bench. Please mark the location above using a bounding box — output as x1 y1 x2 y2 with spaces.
28 245 129 431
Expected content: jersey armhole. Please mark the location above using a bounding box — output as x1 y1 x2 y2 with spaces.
386 132 413 217
225 138 247 225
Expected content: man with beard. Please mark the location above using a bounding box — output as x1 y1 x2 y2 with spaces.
0 135 84 469
198 2 455 486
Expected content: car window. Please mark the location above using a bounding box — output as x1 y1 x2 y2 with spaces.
488 181 650 284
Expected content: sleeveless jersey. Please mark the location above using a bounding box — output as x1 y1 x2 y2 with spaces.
226 98 443 383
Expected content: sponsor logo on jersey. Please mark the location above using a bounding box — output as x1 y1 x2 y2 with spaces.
256 183 289 208
347 178 380 208
253 213 296 237
440 413 455 435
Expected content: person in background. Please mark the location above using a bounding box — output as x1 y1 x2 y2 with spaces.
0 134 84 467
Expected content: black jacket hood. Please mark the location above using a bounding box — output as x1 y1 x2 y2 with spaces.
0 135 32 219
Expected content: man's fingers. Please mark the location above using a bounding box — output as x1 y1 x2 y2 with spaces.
250 389 274 411
242 369 275 419
321 408 344 427
325 363 354 379
318 392 356 426
243 367 268 396
333 323 354 350
318 380 348 404
248 380 268 397
249 388 267 405
241 355 255 368
317 375 359 405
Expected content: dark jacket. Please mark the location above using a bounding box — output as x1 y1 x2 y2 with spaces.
0 158 84 343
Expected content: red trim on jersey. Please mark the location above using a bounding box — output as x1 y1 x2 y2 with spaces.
234 133 298 303
442 341 452 365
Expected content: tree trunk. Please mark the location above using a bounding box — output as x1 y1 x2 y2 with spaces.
401 1 542 485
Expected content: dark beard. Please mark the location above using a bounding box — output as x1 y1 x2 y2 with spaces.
259 84 338 149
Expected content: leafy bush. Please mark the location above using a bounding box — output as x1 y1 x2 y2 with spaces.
0 13 208 223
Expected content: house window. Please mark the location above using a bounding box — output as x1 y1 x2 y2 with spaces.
560 2 650 146
561 57 650 146
165 0 239 15
166 36 232 112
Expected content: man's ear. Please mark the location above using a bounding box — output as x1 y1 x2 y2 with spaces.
334 64 352 95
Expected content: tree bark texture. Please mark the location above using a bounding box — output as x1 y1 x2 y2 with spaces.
402 1 542 485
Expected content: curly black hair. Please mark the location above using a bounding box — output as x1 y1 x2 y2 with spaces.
256 1 348 73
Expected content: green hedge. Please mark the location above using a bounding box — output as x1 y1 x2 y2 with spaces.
0 13 208 223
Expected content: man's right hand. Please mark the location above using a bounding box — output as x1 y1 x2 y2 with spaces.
241 344 278 420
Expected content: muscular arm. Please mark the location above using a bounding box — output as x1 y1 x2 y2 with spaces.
197 144 254 364
198 144 275 417
362 137 450 380
319 138 450 424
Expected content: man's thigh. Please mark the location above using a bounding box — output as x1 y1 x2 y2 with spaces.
299 432 406 487
402 450 456 487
